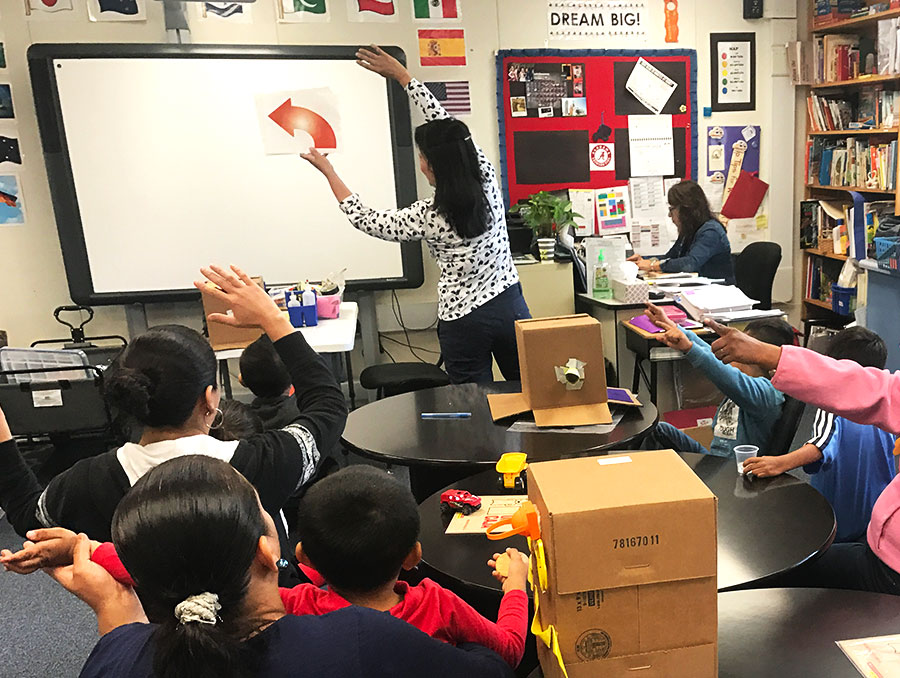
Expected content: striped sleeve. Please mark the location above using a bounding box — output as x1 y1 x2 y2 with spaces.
806 409 837 450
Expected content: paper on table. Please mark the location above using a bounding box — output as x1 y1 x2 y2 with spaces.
507 410 626 435
569 187 596 236
625 57 678 115
628 114 675 177
837 633 900 678
629 176 667 221
444 495 528 535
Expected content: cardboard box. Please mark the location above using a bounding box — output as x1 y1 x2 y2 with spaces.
199 277 265 351
487 314 612 427
611 278 649 304
528 451 718 677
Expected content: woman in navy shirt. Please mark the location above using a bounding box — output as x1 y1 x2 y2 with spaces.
16 455 512 678
629 180 735 284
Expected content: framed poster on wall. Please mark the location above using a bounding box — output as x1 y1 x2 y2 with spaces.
710 32 755 112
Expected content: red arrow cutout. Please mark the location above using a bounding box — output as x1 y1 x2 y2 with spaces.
268 98 337 148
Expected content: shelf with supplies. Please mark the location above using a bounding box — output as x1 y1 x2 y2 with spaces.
804 297 837 310
810 74 900 90
813 7 900 35
802 248 849 262
806 184 898 194
809 127 899 135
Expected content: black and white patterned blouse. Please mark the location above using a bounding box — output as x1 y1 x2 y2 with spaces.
339 78 518 322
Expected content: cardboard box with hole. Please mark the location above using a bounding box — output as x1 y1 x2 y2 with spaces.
199 277 265 351
528 451 718 678
487 314 613 427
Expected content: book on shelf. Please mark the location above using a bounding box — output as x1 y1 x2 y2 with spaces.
807 135 898 190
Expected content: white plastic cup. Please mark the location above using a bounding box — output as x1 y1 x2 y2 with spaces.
734 445 759 475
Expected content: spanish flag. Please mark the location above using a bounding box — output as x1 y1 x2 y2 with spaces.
418 29 466 67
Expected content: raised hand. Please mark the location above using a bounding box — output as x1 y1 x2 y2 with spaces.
356 45 411 86
0 527 83 574
299 148 335 176
194 265 290 341
644 303 691 353
707 320 782 370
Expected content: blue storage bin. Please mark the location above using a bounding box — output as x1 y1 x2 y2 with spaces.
831 284 856 316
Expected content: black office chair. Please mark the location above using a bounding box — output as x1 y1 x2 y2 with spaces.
766 396 806 456
733 242 782 310
359 357 451 400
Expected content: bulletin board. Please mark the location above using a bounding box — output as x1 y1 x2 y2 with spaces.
496 49 698 208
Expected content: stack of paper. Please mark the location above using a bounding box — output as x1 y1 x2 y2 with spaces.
676 285 758 321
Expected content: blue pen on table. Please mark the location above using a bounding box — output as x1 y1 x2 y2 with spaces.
421 412 472 419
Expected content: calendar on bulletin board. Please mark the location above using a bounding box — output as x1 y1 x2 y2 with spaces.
496 49 698 241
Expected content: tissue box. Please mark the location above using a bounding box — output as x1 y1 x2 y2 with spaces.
612 278 649 304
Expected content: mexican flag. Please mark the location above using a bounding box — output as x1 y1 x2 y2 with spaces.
413 0 458 19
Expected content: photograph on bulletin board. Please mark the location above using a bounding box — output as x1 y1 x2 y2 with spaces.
496 49 697 215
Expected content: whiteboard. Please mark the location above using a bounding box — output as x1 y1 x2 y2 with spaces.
30 46 421 304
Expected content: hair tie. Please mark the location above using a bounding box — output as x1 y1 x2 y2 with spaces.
174 592 221 626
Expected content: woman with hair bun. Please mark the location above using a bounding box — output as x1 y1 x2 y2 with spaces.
7 456 512 678
0 265 346 543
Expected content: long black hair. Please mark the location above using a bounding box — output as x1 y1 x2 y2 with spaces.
667 180 723 246
103 325 217 428
111 455 268 678
414 118 489 239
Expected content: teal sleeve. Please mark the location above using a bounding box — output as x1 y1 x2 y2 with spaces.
683 330 784 412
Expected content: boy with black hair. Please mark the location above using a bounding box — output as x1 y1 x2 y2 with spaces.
287 465 529 668
240 335 299 430
643 304 796 457
744 326 898 542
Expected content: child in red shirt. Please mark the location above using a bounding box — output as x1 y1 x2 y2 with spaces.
5 466 529 668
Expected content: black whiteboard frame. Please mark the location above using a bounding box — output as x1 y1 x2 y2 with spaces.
28 43 424 305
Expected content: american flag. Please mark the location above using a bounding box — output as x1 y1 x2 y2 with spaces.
424 81 471 116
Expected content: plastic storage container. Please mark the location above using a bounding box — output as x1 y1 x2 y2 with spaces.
0 347 91 384
831 284 857 316
874 236 900 276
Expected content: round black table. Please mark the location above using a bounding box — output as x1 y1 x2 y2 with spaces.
342 382 658 499
419 453 836 593
530 588 900 678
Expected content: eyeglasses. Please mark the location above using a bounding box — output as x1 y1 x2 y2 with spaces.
667 205 676 214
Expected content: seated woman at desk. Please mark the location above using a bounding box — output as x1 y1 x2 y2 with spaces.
300 46 530 385
628 180 735 284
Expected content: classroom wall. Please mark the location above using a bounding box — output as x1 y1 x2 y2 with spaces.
0 0 796 347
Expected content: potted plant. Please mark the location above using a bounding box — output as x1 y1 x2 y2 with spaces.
510 191 581 260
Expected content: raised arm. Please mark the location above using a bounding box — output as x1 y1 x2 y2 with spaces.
0 407 45 536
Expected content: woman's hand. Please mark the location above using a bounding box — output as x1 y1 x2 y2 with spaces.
299 148 335 177
194 265 293 342
46 534 147 636
356 45 411 87
627 254 643 264
0 527 87 574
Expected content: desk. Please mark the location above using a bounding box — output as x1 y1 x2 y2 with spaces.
215 301 358 407
529 588 900 678
418 453 835 594
341 382 657 499
622 319 716 405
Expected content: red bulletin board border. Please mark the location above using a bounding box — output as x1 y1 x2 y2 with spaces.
496 49 698 208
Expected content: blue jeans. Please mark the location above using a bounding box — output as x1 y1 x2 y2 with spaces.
645 421 710 455
437 283 531 384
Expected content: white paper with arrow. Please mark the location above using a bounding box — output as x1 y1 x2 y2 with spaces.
255 88 342 155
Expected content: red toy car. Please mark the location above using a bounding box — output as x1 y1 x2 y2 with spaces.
440 489 482 515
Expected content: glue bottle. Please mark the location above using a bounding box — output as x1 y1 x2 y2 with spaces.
593 251 612 299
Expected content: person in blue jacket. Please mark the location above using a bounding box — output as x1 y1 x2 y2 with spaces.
641 304 795 458
628 180 735 283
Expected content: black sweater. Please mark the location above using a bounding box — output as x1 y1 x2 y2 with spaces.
0 331 347 541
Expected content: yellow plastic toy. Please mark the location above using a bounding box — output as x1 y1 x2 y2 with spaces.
496 452 528 490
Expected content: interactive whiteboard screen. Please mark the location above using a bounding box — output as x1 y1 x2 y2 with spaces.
30 46 421 304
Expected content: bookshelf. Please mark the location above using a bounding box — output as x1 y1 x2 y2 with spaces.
800 3 900 324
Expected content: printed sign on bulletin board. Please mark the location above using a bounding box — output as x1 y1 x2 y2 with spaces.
547 0 648 43
710 32 756 112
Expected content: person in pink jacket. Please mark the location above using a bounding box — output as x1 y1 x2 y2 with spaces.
709 322 900 594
